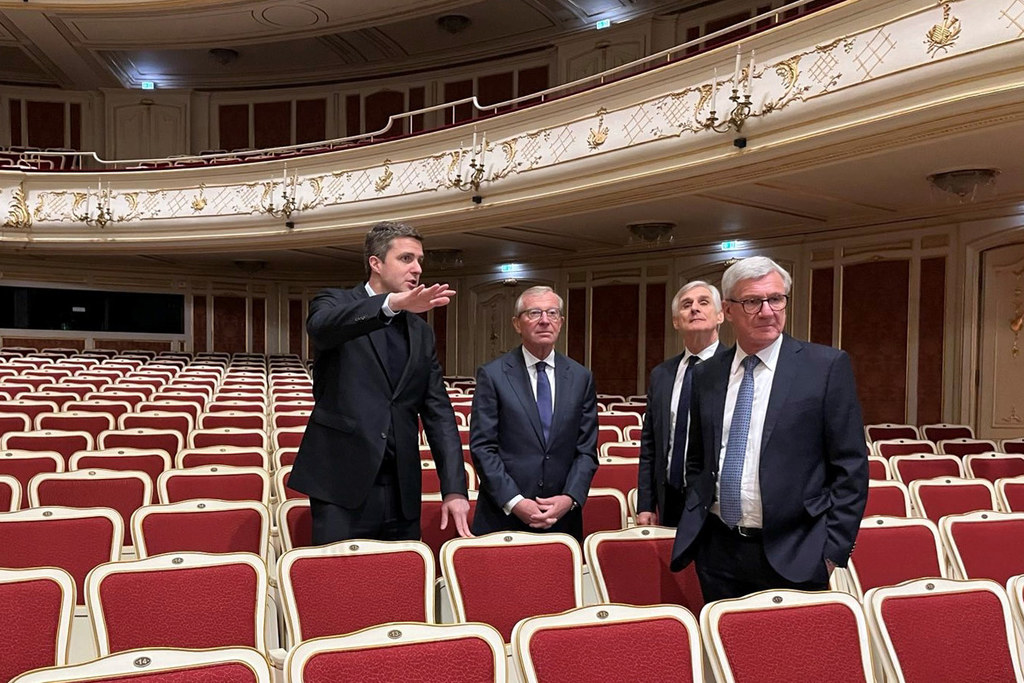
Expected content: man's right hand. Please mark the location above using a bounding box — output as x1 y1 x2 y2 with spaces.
389 284 456 313
637 511 658 526
512 498 550 529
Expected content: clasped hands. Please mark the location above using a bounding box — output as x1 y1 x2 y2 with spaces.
513 495 574 530
390 284 456 313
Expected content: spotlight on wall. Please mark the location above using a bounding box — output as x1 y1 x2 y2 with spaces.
927 168 999 202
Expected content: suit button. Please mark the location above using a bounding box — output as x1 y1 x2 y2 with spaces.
538 481 544 487
380 432 387 439
544 456 550 460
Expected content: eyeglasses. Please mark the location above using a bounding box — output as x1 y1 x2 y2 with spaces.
728 295 789 314
520 308 563 321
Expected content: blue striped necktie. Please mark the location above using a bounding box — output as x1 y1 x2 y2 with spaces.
720 354 759 527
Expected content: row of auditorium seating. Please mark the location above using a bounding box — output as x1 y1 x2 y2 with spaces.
5 515 1024 682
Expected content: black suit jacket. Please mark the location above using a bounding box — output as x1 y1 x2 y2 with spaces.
469 347 599 540
637 342 728 520
288 284 467 519
671 334 868 584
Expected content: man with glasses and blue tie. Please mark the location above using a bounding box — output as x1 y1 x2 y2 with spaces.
469 285 599 543
670 256 868 601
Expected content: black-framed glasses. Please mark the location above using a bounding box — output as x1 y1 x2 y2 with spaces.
520 308 563 321
728 295 789 314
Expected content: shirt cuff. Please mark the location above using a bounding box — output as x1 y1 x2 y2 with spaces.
381 293 397 318
503 494 524 515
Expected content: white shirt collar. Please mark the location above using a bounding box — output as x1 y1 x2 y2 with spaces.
733 333 783 374
363 282 377 297
522 346 556 369
683 339 719 365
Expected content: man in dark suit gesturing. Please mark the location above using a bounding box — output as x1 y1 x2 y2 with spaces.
671 256 867 601
637 280 727 528
289 221 470 544
470 286 599 543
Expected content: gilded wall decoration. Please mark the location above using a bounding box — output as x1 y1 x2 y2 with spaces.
3 182 31 230
2 0 1018 235
587 109 610 150
926 3 962 56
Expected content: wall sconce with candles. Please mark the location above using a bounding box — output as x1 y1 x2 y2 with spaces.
448 130 488 204
261 167 299 226
701 44 756 148
72 181 114 228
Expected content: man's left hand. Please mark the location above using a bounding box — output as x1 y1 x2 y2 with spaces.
440 493 473 537
534 495 574 527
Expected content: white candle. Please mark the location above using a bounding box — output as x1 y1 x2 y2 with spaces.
282 166 287 186
733 44 742 87
480 133 487 166
747 50 756 95
472 130 478 156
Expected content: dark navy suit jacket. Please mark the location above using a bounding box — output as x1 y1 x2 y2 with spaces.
671 334 868 584
469 346 599 540
637 343 729 520
289 284 466 520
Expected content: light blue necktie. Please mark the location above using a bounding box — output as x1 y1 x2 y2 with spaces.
535 361 552 443
720 354 759 527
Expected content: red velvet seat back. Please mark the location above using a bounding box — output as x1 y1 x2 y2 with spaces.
0 573 68 683
98 563 259 652
851 523 942 593
140 508 264 557
594 536 703 612
301 637 496 682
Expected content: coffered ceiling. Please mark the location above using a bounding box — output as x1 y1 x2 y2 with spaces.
0 0 704 89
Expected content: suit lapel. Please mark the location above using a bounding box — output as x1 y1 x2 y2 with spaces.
504 348 546 447
661 354 684 449
393 313 420 395
761 334 800 454
358 284 392 388
708 347 735 475
550 353 573 451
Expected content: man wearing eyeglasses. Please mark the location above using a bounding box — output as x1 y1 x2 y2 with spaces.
670 256 868 601
469 285 599 542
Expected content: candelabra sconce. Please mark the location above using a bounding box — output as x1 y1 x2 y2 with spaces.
262 171 298 225
72 184 115 228
701 45 756 148
449 132 489 204
703 88 753 148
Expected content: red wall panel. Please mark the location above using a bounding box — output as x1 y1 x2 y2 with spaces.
9 99 21 145
591 284 639 397
810 268 834 346
478 72 514 112
409 87 425 133
192 295 207 353
842 260 909 424
296 99 326 144
69 103 81 150
27 101 64 149
644 283 667 391
213 296 246 353
345 95 361 137
254 101 291 149
365 91 405 138
444 80 474 125
218 104 249 151
288 299 303 357
567 288 587 365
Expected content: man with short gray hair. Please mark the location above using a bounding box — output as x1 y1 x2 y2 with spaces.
469 285 599 542
637 280 727 527
671 256 868 601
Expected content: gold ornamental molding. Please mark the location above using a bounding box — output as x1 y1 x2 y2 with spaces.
0 0 1020 243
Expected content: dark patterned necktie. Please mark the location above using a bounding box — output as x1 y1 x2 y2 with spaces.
668 355 700 490
535 361 552 442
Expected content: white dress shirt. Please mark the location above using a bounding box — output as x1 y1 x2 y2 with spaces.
666 340 720 476
710 334 784 528
503 346 556 514
365 282 397 316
